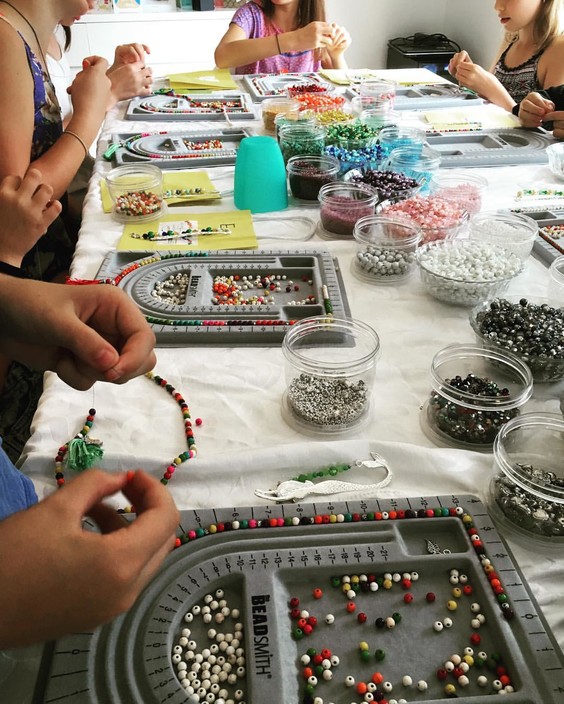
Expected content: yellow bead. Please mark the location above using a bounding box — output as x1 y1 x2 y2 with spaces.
484 564 495 573
209 524 217 534
351 575 360 584
383 579 393 590
329 514 337 523
341 584 349 594
446 600 458 611
463 655 474 666
462 514 473 524
452 587 462 598
359 641 369 651
445 684 457 695
174 457 182 465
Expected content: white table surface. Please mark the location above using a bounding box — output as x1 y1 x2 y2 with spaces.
6 89 564 701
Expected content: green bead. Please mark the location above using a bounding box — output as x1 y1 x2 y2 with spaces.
441 507 450 516
195 527 205 538
392 612 401 623
434 508 442 517
315 665 324 676
284 517 293 526
293 628 304 640
306 648 317 657
297 474 309 482
344 513 353 522
375 649 386 661
331 577 341 588
240 519 249 528
360 650 372 662
497 593 508 603
304 683 315 695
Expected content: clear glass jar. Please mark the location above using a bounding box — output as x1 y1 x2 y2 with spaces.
378 125 426 158
386 146 442 192
431 171 488 216
352 215 421 284
261 97 300 132
274 111 316 142
468 211 539 263
489 413 564 547
282 316 380 435
422 343 533 450
359 79 397 105
286 154 340 201
106 164 164 223
359 107 399 133
548 255 564 305
278 123 325 164
318 182 378 238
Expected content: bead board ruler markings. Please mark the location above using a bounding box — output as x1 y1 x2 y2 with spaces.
96 249 350 346
125 93 255 121
345 83 484 110
241 72 331 102
427 128 554 167
35 495 564 704
109 128 252 169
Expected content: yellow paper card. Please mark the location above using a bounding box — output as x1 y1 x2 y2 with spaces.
166 70 238 91
424 107 520 131
117 210 257 251
100 171 220 213
320 67 452 86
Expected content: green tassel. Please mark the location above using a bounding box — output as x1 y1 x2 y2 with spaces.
66 437 104 471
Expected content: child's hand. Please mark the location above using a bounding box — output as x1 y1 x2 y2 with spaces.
519 92 556 128
113 43 151 67
328 23 351 55
543 110 564 139
448 50 473 79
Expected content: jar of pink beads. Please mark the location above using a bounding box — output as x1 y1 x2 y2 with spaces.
318 182 378 238
431 172 488 216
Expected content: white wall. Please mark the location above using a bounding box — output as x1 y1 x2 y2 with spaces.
443 0 504 69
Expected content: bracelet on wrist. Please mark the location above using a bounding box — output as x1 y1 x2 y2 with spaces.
62 130 89 158
0 261 30 278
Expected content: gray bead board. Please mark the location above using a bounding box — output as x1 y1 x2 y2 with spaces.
108 128 252 168
96 248 350 346
241 72 332 101
427 128 554 167
508 207 564 265
345 82 484 110
34 494 564 704
125 93 255 120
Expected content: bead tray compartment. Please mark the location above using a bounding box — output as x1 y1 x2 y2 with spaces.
512 208 564 265
108 128 252 169
426 128 554 168
241 72 332 102
35 494 564 704
345 82 484 110
96 248 350 346
125 92 255 121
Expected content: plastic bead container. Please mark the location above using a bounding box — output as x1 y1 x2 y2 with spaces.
359 79 397 105
106 164 164 223
281 316 380 436
352 215 421 284
422 343 533 451
431 172 488 216
274 111 316 141
489 413 564 548
312 105 356 127
546 142 564 180
261 97 300 132
416 240 522 306
317 182 378 238
377 194 469 244
548 255 564 305
470 296 564 382
378 125 426 158
286 154 340 201
345 168 423 203
386 146 442 192
359 107 399 133
468 211 538 263
279 123 325 164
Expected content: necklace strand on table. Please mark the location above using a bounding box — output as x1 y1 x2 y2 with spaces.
53 372 198 512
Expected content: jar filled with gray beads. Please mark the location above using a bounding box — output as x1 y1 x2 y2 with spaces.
352 215 421 284
489 413 564 548
281 316 380 435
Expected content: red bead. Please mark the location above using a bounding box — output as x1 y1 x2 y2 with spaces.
302 624 313 635
346 601 356 613
500 675 511 686
453 667 464 678
312 654 323 665
303 667 313 679
397 509 406 519
357 612 368 624
401 578 412 590
388 510 398 519
297 618 307 629
174 538 181 548
403 593 414 604
436 668 448 681
426 592 436 602
426 509 434 518
312 588 323 600
290 608 301 619
470 633 481 645
372 672 384 684
463 585 473 595
307 616 317 627
320 648 332 659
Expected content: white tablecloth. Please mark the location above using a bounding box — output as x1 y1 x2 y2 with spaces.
18 98 564 667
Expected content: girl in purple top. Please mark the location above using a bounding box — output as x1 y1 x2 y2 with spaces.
215 0 350 75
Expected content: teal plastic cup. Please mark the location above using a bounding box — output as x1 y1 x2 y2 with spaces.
234 136 288 213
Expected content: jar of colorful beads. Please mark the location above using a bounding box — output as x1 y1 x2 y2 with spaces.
282 316 380 436
106 164 165 223
274 111 316 142
359 107 399 133
352 215 421 284
490 412 564 548
359 79 397 106
345 168 423 203
261 97 300 133
422 343 533 451
318 182 378 238
386 146 441 193
378 125 426 159
286 154 340 201
279 123 325 164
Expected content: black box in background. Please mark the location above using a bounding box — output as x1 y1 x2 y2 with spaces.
387 37 458 80
192 0 215 9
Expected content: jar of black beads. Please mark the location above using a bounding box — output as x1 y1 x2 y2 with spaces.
422 344 533 450
490 413 564 548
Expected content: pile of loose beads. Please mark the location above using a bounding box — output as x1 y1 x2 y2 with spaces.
152 271 189 305
293 93 346 110
433 180 484 215
211 273 315 306
183 139 223 151
287 373 368 427
472 297 564 382
541 223 564 241
428 374 518 445
379 195 467 244
324 123 379 147
279 124 326 162
417 241 521 305
349 169 419 201
314 108 355 126
173 588 247 703
493 463 564 538
287 82 330 96
355 244 416 280
114 189 163 217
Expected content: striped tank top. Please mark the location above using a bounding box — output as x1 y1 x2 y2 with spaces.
493 42 544 105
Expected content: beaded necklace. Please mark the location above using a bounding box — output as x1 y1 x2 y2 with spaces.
53 372 197 510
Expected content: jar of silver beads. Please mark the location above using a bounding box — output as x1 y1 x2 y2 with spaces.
282 316 380 435
489 413 564 548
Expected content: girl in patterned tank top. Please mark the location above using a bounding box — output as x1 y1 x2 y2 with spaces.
214 0 351 74
448 0 564 112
